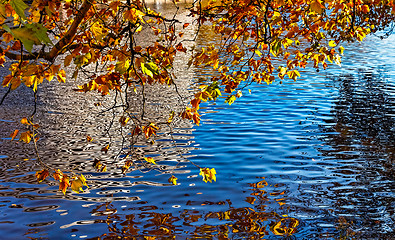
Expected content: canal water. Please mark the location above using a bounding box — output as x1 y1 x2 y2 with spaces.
0 6 394 240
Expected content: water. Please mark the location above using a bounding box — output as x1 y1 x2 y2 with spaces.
1 15 395 240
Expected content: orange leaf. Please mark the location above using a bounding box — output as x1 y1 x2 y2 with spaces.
59 176 70 195
19 131 32 143
9 129 19 141
35 169 49 183
86 135 93 142
119 116 130 126
310 0 325 14
101 145 109 153
53 169 64 181
20 117 30 125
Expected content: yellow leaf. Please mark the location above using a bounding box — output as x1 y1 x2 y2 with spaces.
71 178 83 193
20 117 30 125
168 175 177 185
167 111 175 124
144 157 156 165
19 131 32 143
339 46 345 55
328 40 336 47
90 22 107 41
199 168 216 183
119 116 130 126
101 145 109 153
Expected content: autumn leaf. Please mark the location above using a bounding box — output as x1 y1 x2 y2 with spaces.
59 176 70 195
122 160 133 174
71 175 88 193
86 135 93 142
167 111 175 124
35 169 49 183
328 40 337 47
9 129 19 141
119 116 130 126
19 131 32 143
142 123 159 139
144 157 156 164
53 169 64 181
20 117 30 125
310 0 325 14
168 175 177 185
199 168 216 183
93 159 107 172
101 145 110 153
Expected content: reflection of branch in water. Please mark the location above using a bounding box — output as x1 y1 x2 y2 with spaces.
85 177 300 239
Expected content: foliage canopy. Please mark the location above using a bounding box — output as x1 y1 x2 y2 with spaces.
1 0 394 194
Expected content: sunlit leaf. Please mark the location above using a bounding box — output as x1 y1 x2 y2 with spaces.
144 157 156 165
101 145 110 153
328 40 337 47
168 175 177 185
9 129 19 141
310 0 325 14
199 168 216 183
86 135 93 142
167 111 175 124
35 169 49 183
53 169 64 181
20 117 29 125
119 116 130 126
19 131 32 143
59 176 70 195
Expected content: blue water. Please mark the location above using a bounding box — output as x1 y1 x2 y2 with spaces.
0 33 394 239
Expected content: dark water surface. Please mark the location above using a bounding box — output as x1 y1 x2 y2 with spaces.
1 8 395 240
